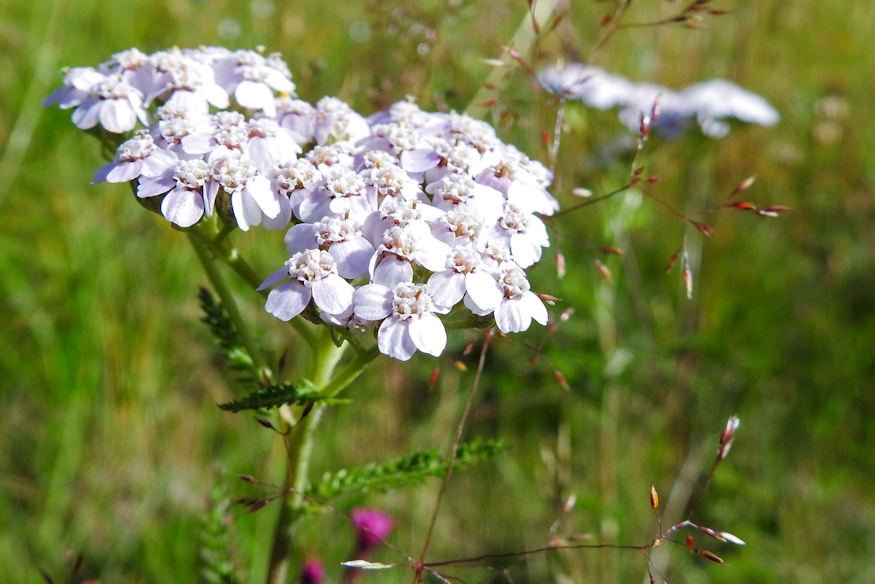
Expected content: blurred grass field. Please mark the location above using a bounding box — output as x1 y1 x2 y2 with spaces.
1 0 874 582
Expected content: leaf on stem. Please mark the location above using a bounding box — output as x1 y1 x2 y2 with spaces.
218 382 338 413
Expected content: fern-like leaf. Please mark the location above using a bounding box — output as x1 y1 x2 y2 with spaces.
197 479 243 584
198 287 257 381
218 382 342 413
308 438 506 500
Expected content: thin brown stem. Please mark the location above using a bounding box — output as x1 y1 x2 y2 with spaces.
413 331 494 582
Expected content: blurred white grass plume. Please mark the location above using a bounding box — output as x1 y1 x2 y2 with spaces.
538 63 779 138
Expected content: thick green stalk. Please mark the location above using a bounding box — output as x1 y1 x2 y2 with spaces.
266 329 349 584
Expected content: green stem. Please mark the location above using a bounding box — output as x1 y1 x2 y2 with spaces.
186 218 380 584
322 344 381 397
190 220 318 349
266 404 325 584
266 330 378 584
187 232 272 381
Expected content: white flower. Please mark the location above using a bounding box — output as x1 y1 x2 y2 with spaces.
541 62 780 139
213 49 296 117
70 74 149 133
161 58 230 114
292 165 372 223
284 216 374 279
245 118 302 172
137 158 213 227
44 67 106 109
679 79 780 138
353 282 447 361
485 204 550 268
207 150 285 230
151 103 212 155
312 97 370 145
426 245 502 310
361 155 423 203
369 223 451 288
426 174 504 224
475 161 558 216
269 158 321 196
260 249 355 321
465 265 548 333
92 132 177 184
276 97 316 144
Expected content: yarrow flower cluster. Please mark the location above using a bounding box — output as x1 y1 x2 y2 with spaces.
538 62 780 138
47 47 558 361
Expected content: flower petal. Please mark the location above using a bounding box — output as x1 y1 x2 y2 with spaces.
408 314 446 357
161 187 205 227
312 274 355 315
265 281 310 321
378 318 416 361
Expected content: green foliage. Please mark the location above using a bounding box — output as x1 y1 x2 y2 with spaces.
198 287 257 382
197 481 243 584
217 382 341 413
309 439 507 500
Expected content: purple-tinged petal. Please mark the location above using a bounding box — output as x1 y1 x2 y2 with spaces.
136 171 176 197
161 187 205 227
203 180 220 217
262 196 293 230
244 175 281 218
258 267 289 291
181 133 214 155
312 274 355 315
353 284 393 321
372 256 413 288
231 190 261 231
71 99 101 129
265 281 310 321
140 149 179 177
400 148 441 173
330 237 374 279
284 223 320 254
103 159 144 184
92 160 128 184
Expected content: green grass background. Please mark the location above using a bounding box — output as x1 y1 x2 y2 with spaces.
1 0 873 582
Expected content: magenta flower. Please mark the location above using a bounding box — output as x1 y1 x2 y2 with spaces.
300 558 325 584
351 507 394 552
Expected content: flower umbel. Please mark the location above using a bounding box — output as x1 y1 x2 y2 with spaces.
46 46 560 361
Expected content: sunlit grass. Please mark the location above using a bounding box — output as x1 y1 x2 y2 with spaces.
1 0 873 583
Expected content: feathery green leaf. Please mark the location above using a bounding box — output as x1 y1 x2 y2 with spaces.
309 438 507 500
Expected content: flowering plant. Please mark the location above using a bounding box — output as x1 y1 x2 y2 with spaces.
48 46 557 363
46 44 563 582
45 4 769 577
